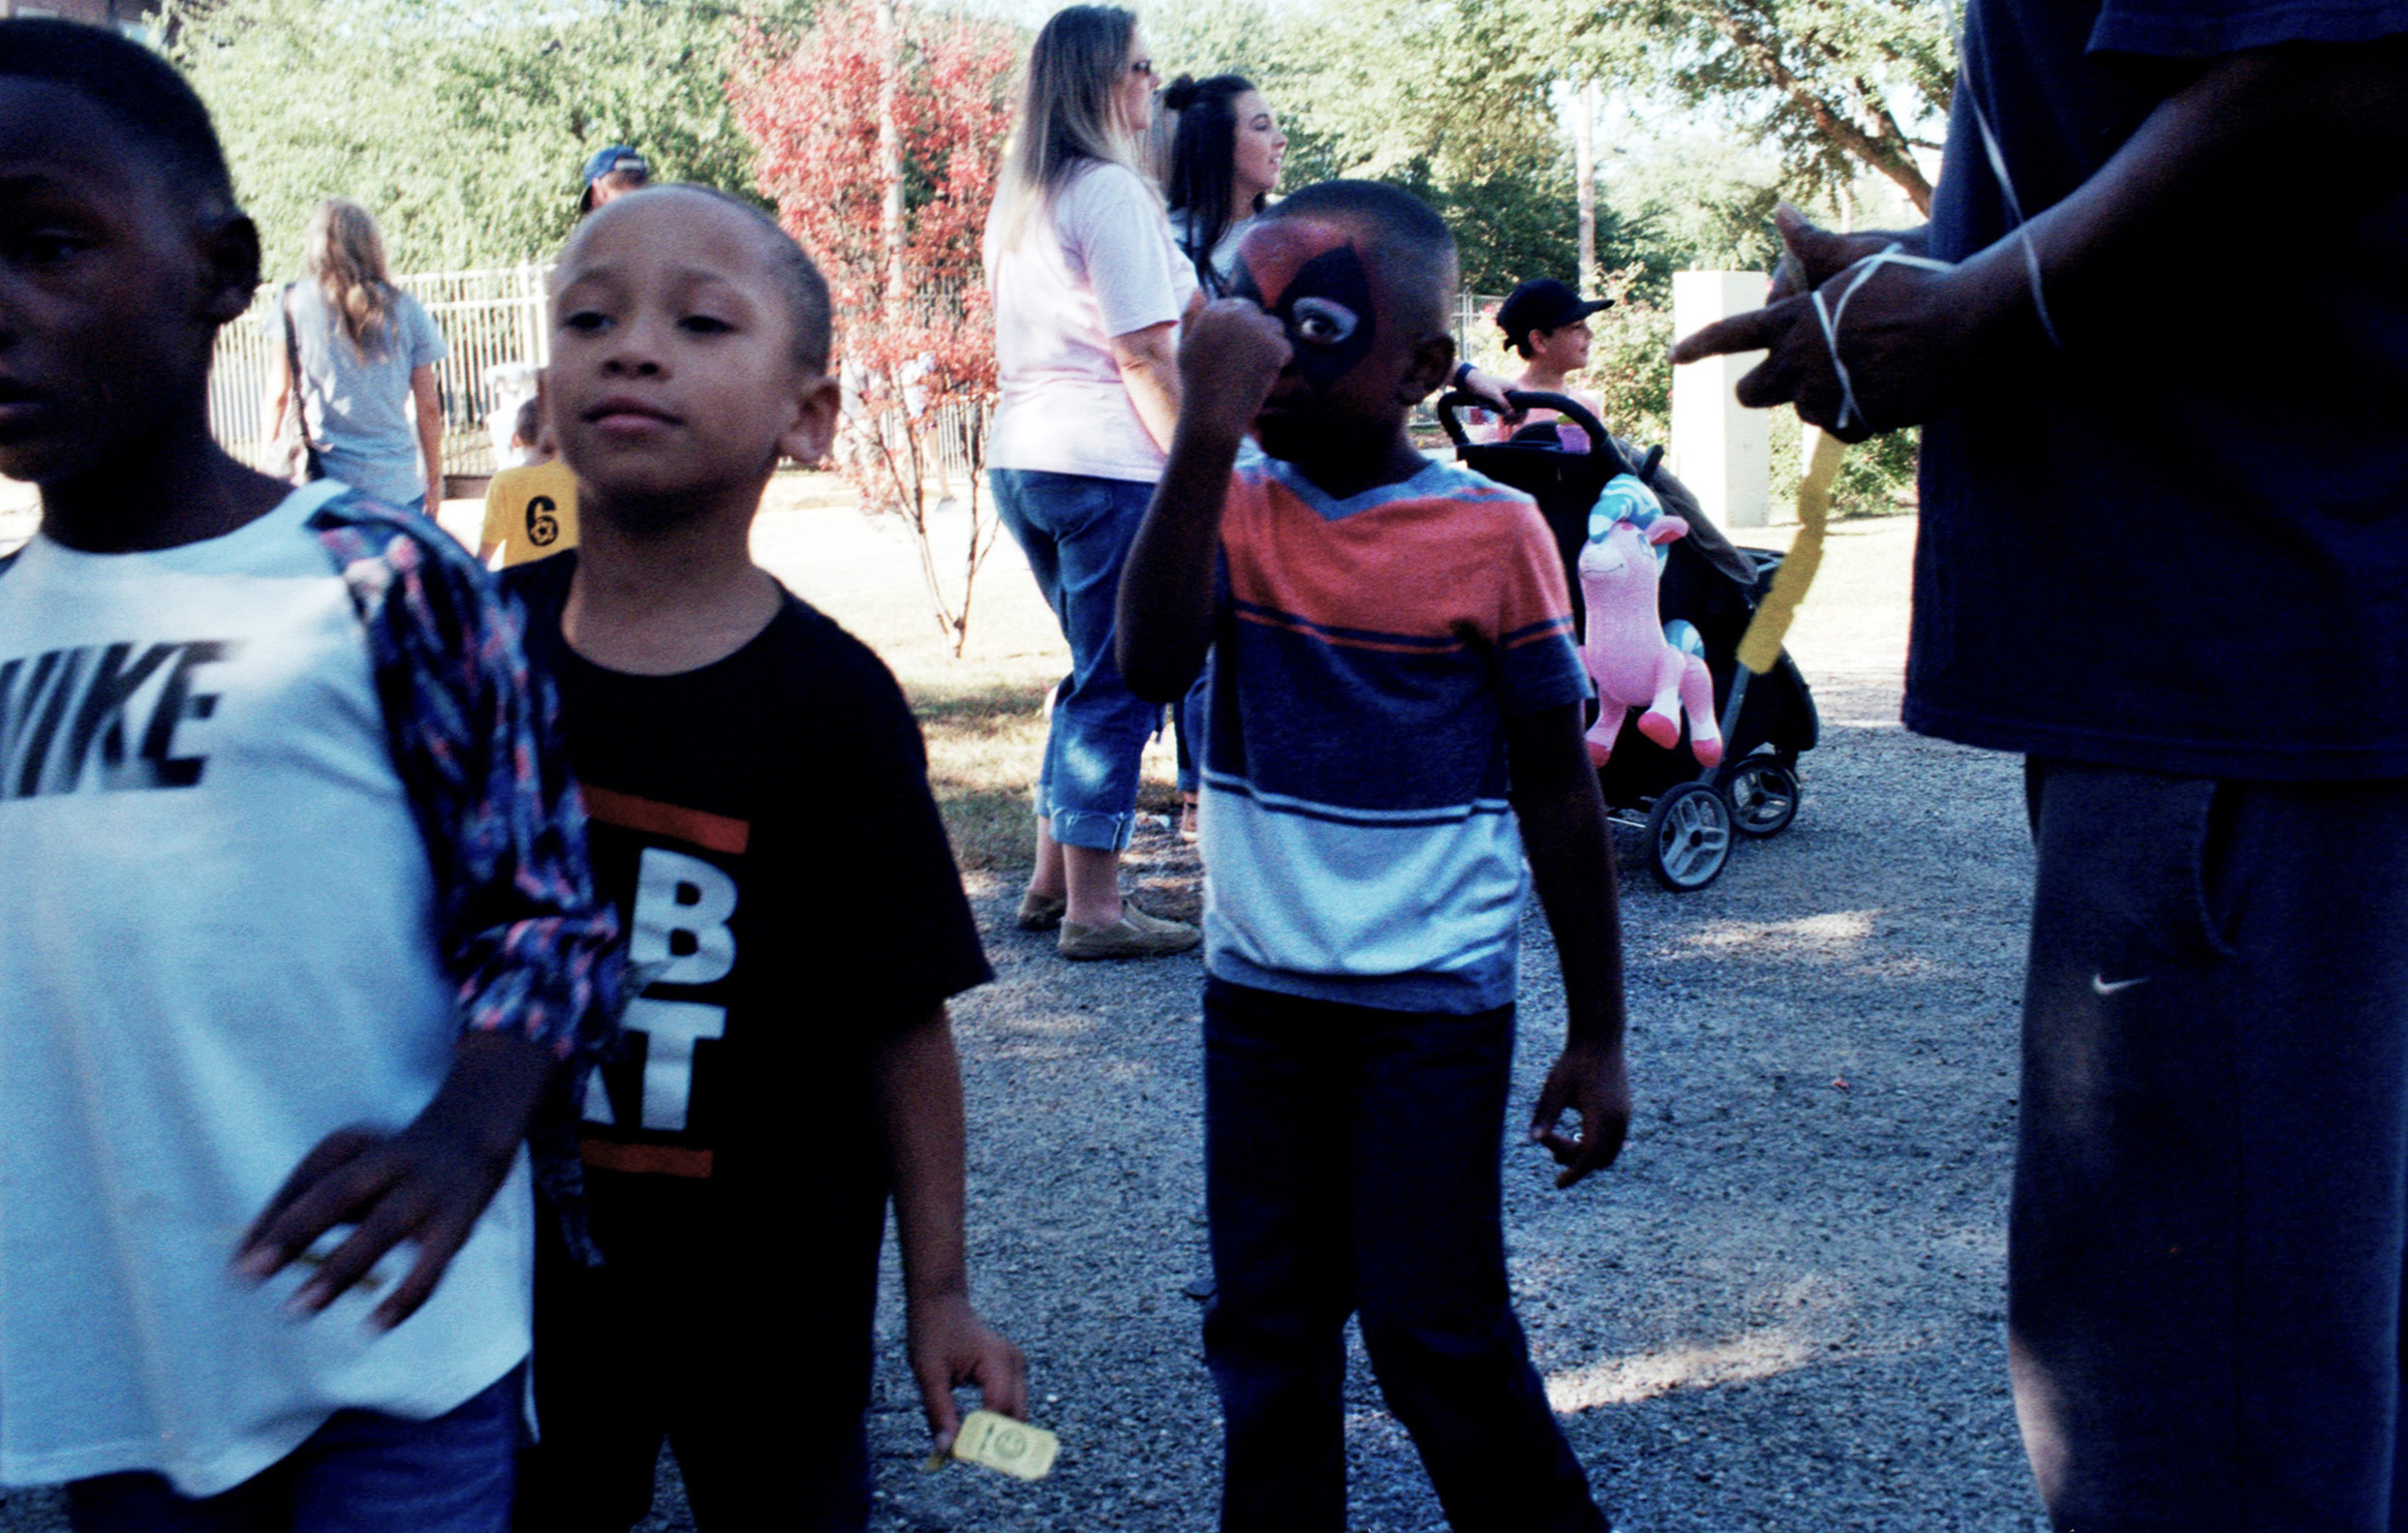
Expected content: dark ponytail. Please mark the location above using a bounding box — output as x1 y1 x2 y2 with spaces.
1162 73 1258 294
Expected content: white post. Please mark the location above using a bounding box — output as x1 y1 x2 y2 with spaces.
1669 270 1772 530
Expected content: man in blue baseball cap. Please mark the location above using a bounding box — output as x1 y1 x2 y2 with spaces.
578 144 649 214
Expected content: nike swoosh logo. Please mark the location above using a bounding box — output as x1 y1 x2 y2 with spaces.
2092 974 2149 996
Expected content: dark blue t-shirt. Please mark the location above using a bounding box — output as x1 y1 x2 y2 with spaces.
1909 0 2408 780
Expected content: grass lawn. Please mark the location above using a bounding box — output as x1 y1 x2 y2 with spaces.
745 474 1189 880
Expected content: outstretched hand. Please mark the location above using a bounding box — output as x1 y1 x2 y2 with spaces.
909 1293 1030 1455
1178 298 1292 439
1528 1038 1631 1189
1671 204 2000 441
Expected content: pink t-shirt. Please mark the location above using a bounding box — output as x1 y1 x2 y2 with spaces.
984 161 1197 483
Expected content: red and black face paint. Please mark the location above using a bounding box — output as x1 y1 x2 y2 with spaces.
1232 219 1376 390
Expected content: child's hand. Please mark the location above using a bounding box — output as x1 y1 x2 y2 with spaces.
1528 1037 1632 1188
1178 299 1291 440
908 1292 1030 1454
233 1118 518 1330
232 1031 550 1330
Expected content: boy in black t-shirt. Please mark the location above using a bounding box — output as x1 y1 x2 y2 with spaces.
506 184 1025 1530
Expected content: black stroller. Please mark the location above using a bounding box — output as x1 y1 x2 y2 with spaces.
1436 391 1819 890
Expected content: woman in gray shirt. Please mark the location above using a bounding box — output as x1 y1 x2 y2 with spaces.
263 199 447 514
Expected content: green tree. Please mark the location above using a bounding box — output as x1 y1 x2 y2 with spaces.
1151 0 1591 293
167 0 815 273
1578 0 1954 214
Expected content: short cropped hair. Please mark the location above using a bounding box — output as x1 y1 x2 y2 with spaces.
560 184 833 375
1259 179 1458 335
0 19 237 217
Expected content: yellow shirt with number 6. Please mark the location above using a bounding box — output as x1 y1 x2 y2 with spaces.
479 459 579 568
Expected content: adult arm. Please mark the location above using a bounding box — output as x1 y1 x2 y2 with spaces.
1110 322 1183 453
1672 38 2408 438
262 330 293 446
879 1006 1028 1452
1116 299 1291 702
411 362 444 511
1506 702 1632 1188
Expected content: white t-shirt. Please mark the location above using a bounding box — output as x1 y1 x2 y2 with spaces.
985 161 1198 483
1169 207 1253 296
0 482 533 1496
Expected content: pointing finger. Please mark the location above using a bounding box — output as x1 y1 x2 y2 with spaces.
1670 298 1803 367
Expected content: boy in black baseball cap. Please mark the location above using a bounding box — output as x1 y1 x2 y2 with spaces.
1478 277 1612 445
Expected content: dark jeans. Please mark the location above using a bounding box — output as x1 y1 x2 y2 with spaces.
2015 761 2408 1530
1202 976 1608 1533
513 1174 880 1533
1175 671 1209 797
67 1366 523 1533
990 469 1161 851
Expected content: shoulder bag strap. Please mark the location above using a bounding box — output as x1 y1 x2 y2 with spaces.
281 283 315 459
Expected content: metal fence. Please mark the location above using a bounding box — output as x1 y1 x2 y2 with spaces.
210 264 554 478
211 263 995 485
210 271 1497 484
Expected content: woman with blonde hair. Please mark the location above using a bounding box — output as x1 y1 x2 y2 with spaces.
984 4 1200 961
263 198 448 513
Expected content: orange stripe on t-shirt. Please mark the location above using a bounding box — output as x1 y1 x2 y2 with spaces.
1233 605 1471 655
580 785 751 854
581 1138 716 1178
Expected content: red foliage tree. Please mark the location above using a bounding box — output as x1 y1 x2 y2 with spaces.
733 0 1018 656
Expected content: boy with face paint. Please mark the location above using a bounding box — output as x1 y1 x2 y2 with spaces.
1118 181 1628 1532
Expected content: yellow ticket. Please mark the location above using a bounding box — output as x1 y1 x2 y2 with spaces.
924 1411 1059 1481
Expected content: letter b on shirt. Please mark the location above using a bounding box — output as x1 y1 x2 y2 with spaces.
630 847 736 984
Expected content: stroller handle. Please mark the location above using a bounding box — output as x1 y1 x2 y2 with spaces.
1435 389 1638 476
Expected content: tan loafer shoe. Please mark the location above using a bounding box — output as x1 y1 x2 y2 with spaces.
1017 890 1067 932
1057 904 1200 961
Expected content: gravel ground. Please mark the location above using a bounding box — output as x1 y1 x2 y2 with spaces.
827 514 2047 1533
0 510 2053 1532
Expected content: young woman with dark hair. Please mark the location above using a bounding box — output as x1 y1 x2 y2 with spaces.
1162 74 1285 296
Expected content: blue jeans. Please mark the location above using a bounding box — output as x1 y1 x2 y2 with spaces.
1174 671 1210 797
1202 977 1608 1533
67 1365 523 1533
991 469 1161 851
2015 762 2408 1530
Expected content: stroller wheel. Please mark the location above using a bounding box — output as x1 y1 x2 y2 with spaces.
1644 781 1732 892
1719 754 1802 838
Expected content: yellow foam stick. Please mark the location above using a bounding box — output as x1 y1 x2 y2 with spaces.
921 1412 1060 1481
1735 426 1844 675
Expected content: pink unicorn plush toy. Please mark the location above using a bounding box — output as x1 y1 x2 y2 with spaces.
1576 475 1724 769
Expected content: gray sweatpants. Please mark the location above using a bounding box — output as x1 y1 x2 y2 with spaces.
2015 761 2408 1530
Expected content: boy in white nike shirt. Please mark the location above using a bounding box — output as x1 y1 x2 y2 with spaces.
0 21 616 1529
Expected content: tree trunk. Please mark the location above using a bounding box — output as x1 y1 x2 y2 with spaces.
876 0 907 315
1574 78 1597 297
